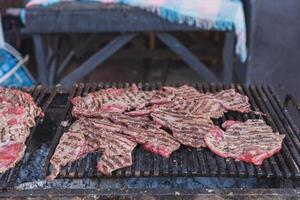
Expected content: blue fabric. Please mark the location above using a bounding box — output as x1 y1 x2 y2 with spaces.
0 49 35 87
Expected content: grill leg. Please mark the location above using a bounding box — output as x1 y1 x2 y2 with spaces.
60 34 136 87
222 31 235 83
156 33 220 83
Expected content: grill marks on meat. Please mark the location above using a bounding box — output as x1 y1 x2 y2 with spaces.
93 113 180 158
204 119 285 165
0 88 43 173
47 130 87 180
71 84 175 118
47 118 137 179
151 109 216 148
158 86 256 119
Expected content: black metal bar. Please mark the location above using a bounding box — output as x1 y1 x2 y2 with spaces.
156 33 219 83
222 32 235 83
60 34 136 87
33 35 48 85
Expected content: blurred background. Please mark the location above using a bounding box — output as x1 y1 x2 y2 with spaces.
0 0 299 124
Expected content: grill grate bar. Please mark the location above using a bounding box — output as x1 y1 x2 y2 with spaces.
268 87 300 141
45 83 300 180
248 86 299 178
230 84 264 178
235 85 275 178
65 83 85 178
211 84 229 177
241 85 284 178
250 86 294 177
218 84 241 178
77 83 92 177
259 86 300 178
44 84 78 178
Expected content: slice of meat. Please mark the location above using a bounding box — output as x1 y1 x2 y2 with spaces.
0 143 26 173
162 85 204 101
97 152 133 176
157 86 263 119
47 118 137 179
71 84 175 118
204 119 285 165
96 133 137 175
150 109 216 148
47 130 87 180
0 88 43 174
211 89 251 113
93 113 180 158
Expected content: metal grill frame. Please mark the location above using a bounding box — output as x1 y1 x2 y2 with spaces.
0 85 59 190
45 83 300 180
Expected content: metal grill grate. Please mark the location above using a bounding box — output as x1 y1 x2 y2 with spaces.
0 86 59 190
45 83 300 180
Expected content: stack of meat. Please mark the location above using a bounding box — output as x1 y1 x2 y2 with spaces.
48 84 285 180
0 88 43 174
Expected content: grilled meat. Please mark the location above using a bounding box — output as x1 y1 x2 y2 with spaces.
94 113 180 158
71 84 175 118
204 119 285 165
47 118 137 179
0 88 43 173
151 109 216 148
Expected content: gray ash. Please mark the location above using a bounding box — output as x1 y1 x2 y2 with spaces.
16 143 50 185
15 177 257 191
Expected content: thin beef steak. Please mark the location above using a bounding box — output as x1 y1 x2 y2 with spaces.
204 119 285 165
0 88 43 173
47 118 137 179
94 113 180 158
151 109 216 148
72 84 175 118
158 86 262 119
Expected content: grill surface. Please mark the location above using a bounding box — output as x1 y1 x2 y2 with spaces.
0 86 58 189
45 83 300 180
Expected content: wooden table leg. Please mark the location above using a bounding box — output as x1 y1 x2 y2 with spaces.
156 33 220 83
222 31 235 83
60 34 136 87
33 34 48 85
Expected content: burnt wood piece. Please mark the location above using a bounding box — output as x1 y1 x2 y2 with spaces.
156 33 220 83
60 34 136 87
